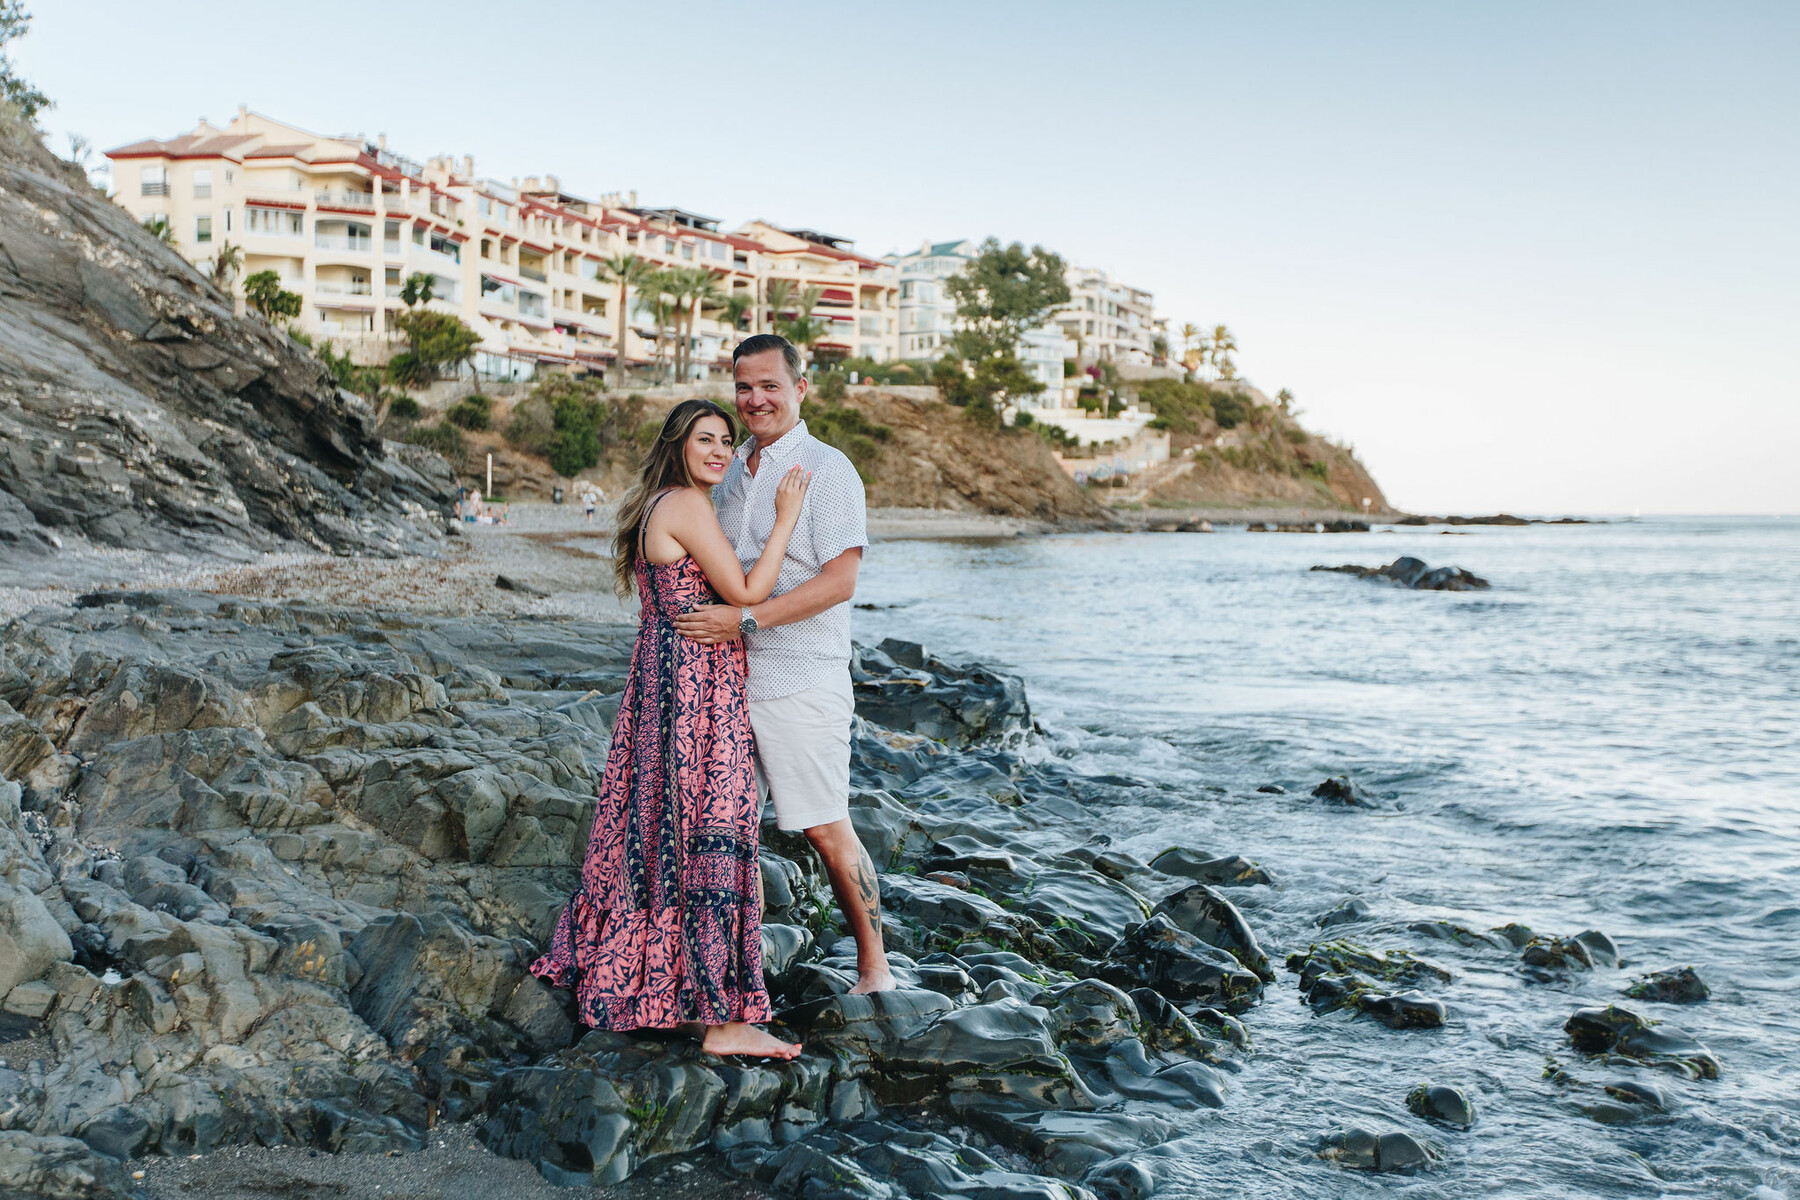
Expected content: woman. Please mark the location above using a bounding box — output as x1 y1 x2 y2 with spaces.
531 398 809 1059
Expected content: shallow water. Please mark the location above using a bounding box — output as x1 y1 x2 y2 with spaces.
854 517 1800 1199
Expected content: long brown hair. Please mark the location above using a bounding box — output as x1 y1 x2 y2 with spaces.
611 398 736 598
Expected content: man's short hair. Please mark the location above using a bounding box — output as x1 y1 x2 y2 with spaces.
732 333 803 382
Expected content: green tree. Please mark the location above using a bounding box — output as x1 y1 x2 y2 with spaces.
943 238 1070 363
243 269 301 322
387 309 480 388
446 393 492 431
714 292 752 334
597 253 653 381
0 2 50 122
775 284 829 366
399 271 435 307
1276 388 1295 416
209 240 243 291
632 269 678 382
142 215 177 246
1151 333 1170 362
1210 324 1239 381
932 352 1044 427
678 267 726 381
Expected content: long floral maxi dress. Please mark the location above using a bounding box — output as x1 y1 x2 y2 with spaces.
530 541 770 1029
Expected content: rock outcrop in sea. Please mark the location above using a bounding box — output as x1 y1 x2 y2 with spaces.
1311 557 1490 591
0 591 1292 1199
0 117 454 561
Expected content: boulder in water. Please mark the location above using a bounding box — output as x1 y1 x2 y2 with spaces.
1312 557 1489 590
1626 965 1709 1004
1407 1083 1477 1128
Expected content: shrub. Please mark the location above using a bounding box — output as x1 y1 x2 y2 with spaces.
446 393 492 431
1211 389 1250 429
1284 424 1309 444
387 395 422 422
1134 378 1215 432
402 421 465 461
815 370 848 402
802 401 891 482
1305 460 1330 481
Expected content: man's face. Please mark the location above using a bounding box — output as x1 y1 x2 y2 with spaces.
734 350 806 445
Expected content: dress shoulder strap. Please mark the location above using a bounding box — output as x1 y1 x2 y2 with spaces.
638 487 679 557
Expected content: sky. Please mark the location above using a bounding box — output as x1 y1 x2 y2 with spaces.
13 1 1798 514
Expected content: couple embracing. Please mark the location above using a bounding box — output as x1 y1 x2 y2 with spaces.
530 334 891 1059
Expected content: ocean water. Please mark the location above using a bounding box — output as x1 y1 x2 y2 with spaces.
853 517 1800 1199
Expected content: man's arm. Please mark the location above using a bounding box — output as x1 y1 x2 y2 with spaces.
673 547 862 645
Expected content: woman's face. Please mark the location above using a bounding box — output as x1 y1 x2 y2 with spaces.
684 414 734 486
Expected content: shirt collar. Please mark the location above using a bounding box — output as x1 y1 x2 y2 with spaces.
742 419 809 466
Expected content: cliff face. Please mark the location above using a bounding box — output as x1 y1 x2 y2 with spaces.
823 388 1113 523
0 117 453 561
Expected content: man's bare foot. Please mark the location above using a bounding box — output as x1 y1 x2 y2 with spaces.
701 1022 802 1059
848 967 897 995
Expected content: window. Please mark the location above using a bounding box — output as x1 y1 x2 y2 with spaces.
195 216 212 243
413 225 426 245
224 169 234 185
664 239 675 254
578 258 599 281
222 208 232 233
429 231 459 262
245 206 303 236
384 220 401 251
711 242 725 260
680 243 693 260
519 291 546 319
480 238 492 259
140 165 169 197
192 168 212 199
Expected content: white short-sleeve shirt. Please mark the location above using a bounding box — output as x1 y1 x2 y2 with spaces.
713 420 868 702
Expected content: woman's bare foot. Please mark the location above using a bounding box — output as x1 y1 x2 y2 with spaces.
701 1022 802 1059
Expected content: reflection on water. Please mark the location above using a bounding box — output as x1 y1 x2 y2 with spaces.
856 517 1800 1199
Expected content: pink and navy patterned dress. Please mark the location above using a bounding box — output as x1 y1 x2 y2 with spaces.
531 499 770 1029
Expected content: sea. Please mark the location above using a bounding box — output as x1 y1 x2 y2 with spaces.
852 516 1799 1200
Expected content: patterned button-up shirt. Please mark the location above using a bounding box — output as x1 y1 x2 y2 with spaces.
713 420 868 702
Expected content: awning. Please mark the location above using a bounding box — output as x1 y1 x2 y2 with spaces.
481 273 521 287
819 288 854 304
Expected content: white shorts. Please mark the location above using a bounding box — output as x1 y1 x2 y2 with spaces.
748 676 854 832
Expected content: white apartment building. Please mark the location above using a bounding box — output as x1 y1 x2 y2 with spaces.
887 238 1067 406
104 109 900 382
1055 266 1157 366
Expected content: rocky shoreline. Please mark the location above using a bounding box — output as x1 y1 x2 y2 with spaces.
0 586 1718 1199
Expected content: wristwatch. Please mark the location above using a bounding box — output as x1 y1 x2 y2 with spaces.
738 608 758 636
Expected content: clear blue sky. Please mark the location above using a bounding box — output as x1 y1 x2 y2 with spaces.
14 1 1798 513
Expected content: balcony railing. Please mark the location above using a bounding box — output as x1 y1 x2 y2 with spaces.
315 235 374 253
316 280 373 296
317 191 376 210
140 181 170 197
520 266 548 282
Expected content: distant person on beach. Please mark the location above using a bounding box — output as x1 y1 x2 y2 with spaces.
673 334 895 996
531 397 810 1058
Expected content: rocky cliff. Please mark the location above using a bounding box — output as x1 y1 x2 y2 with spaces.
0 116 453 562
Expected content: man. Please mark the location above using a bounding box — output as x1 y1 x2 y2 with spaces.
673 334 895 995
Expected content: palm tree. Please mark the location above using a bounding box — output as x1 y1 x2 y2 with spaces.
598 253 653 383
764 278 794 335
142 215 176 246
210 240 243 292
1210 324 1239 381
777 285 828 368
713 293 753 341
1178 322 1204 372
680 267 727 381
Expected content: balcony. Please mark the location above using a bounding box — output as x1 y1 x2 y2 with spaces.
315 235 374 253
520 266 548 283
316 280 373 296
317 191 376 211
140 181 170 197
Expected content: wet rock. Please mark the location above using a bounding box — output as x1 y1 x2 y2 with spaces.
1361 990 1446 1029
1099 914 1264 1013
1309 776 1380 808
1580 1078 1671 1126
970 1109 1175 1178
1149 883 1273 980
1316 898 1372 929
1318 1126 1437 1172
1148 848 1273 887
1407 1083 1477 1128
1626 965 1709 1004
1286 942 1451 1025
1312 557 1489 591
851 641 1032 747
1564 1005 1720 1078
1255 784 1286 794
